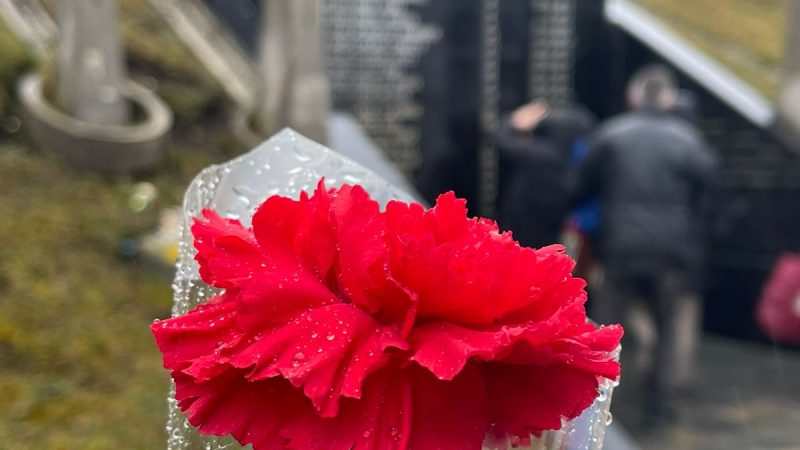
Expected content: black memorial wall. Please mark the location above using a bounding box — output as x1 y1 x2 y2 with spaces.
577 11 800 340
413 0 538 211
202 0 799 340
416 0 800 340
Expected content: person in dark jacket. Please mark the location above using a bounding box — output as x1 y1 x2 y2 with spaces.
493 101 596 248
576 65 718 427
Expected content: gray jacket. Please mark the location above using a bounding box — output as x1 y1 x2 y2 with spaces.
576 109 718 280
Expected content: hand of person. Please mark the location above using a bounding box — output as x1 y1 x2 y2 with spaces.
511 101 549 132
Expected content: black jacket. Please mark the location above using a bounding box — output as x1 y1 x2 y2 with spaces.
493 108 595 248
576 109 718 279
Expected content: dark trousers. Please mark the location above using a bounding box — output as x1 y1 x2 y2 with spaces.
592 269 701 419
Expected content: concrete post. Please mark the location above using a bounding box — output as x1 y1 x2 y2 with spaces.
257 0 330 144
57 0 128 125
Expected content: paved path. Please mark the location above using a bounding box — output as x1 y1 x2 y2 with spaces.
614 336 800 449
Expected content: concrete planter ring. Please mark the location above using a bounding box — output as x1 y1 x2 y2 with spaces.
18 72 173 173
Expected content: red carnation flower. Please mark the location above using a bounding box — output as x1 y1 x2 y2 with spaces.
152 180 622 450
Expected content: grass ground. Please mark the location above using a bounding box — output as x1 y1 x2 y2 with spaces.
0 3 240 448
634 0 787 100
0 133 243 448
0 123 239 450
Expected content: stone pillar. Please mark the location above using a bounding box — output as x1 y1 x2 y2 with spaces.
257 0 330 143
57 0 128 125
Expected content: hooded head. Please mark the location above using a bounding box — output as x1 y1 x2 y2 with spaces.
627 64 678 111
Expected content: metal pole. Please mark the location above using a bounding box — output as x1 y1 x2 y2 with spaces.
479 0 501 217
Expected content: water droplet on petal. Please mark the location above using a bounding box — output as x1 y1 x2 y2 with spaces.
326 334 335 341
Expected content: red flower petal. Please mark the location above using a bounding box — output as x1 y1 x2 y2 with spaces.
280 366 413 450
501 246 588 324
173 369 309 450
385 192 579 326
151 297 242 372
405 364 489 450
501 324 623 380
408 321 515 380
249 182 416 333
227 303 407 417
484 364 602 436
409 317 621 381
192 210 264 290
252 180 337 283
282 365 489 450
234 264 339 331
329 184 417 330
328 184 383 309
